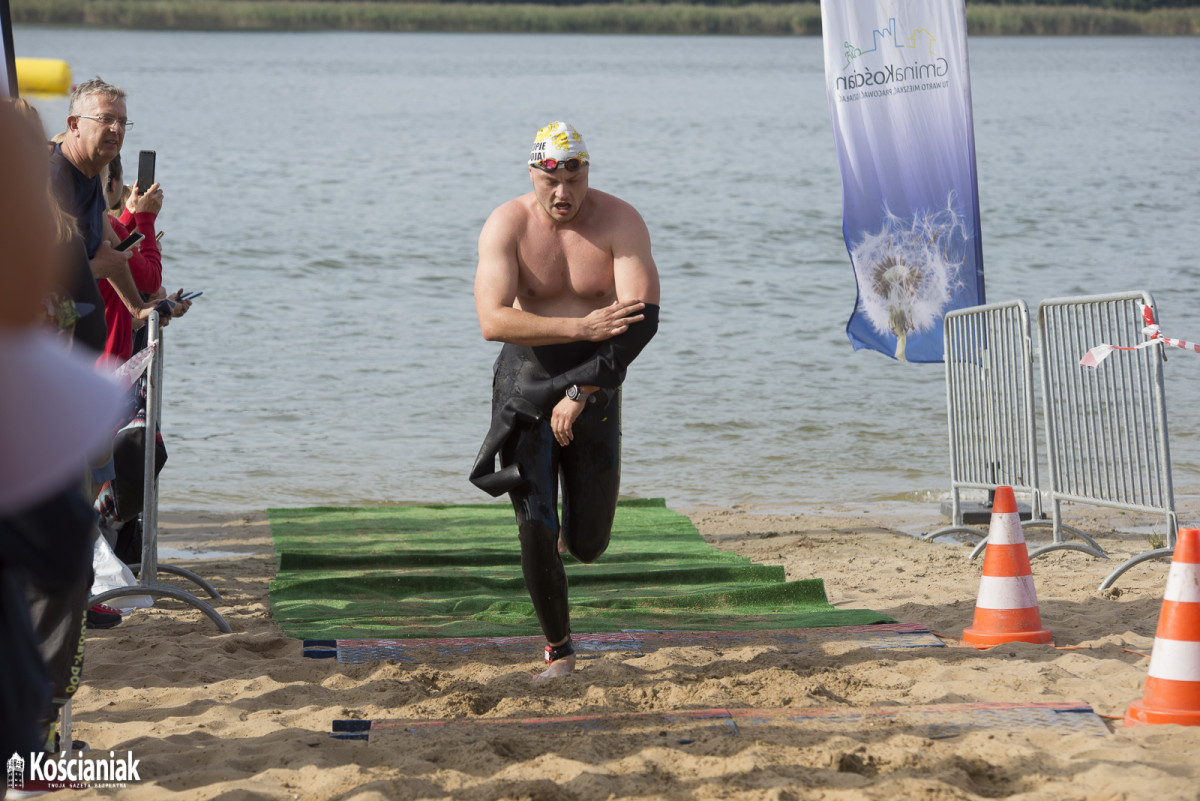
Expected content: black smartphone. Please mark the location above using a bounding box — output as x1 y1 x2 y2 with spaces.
137 150 156 195
114 231 145 252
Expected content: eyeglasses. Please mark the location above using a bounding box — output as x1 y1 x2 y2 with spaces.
532 158 585 173
77 114 133 130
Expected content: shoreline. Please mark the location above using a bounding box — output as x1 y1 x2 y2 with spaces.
11 2 1200 36
159 489 1200 539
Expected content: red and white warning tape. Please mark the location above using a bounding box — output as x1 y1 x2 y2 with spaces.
1080 305 1200 368
111 342 157 389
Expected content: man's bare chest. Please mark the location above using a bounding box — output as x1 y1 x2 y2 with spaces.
516 231 615 302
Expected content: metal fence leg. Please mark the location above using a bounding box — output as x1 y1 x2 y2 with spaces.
1099 546 1175 591
94 312 231 634
59 699 72 753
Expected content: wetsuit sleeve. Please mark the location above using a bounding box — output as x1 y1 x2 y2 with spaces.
555 303 659 392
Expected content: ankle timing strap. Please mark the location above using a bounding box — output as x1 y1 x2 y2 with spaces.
544 636 575 664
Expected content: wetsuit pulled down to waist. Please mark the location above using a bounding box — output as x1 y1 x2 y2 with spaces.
469 303 658 496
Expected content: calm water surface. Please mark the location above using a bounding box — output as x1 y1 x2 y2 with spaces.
16 29 1200 512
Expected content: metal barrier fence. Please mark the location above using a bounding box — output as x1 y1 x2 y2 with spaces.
926 300 1044 542
88 312 230 632
929 291 1178 588
1037 291 1177 588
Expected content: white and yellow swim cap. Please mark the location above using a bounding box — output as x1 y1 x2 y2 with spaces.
529 121 590 170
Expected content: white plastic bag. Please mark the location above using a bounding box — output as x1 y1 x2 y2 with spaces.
91 534 154 611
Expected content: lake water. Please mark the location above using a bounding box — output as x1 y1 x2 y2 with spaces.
15 29 1200 513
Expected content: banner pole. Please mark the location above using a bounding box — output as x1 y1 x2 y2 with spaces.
1 0 19 98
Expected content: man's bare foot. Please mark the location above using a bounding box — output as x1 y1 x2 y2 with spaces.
533 653 575 681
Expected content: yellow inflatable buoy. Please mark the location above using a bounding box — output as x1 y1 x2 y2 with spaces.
15 58 73 95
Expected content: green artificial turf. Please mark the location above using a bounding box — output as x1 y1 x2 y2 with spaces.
267 499 892 640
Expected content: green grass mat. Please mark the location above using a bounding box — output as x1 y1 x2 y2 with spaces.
267 499 892 640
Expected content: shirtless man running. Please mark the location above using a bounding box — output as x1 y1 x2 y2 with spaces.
472 121 661 680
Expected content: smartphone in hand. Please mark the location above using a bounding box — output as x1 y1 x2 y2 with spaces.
114 231 145 252
137 150 156 196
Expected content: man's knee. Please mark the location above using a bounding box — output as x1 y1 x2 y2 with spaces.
564 520 612 564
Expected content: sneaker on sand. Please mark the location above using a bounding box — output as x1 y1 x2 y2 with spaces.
86 603 122 629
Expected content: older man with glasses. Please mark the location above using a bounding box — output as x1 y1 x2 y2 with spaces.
50 76 171 350
471 121 661 681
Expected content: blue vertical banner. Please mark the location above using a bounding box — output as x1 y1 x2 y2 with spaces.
821 0 985 362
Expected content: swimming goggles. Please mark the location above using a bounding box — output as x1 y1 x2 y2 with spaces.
532 157 586 173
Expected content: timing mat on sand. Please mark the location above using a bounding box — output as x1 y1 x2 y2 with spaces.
331 702 1109 743
302 622 943 664
268 499 893 641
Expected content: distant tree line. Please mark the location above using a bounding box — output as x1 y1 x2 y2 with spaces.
11 0 1198 35
295 0 1200 7
967 0 1198 10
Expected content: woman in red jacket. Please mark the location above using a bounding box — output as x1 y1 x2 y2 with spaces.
98 153 187 368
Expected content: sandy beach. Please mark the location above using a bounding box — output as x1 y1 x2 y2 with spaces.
56 502 1200 800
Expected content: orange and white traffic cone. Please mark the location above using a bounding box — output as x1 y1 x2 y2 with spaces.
1124 527 1200 727
962 486 1053 648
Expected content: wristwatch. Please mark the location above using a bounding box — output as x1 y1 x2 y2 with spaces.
565 384 585 402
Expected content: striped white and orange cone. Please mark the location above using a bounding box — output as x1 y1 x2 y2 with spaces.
962 486 1053 648
1124 527 1200 727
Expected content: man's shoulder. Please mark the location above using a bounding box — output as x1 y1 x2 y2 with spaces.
483 193 537 233
48 143 79 173
492 192 536 217
585 190 646 232
48 144 95 197
48 144 73 184
587 189 640 217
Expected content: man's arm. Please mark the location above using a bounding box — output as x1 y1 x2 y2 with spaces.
611 203 661 306
560 203 659 400
550 202 661 444
474 203 644 346
91 235 154 321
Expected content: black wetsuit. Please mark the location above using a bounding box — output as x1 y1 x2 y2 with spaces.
471 305 659 645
